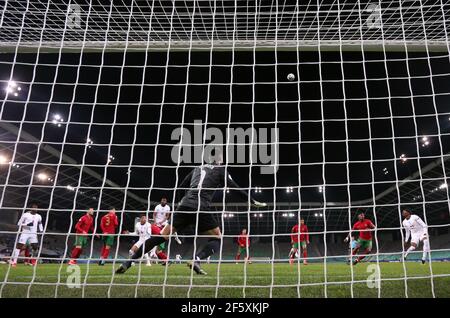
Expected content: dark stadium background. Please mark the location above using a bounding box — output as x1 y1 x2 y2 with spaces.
0 49 449 245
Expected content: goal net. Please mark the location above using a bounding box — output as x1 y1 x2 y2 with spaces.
0 0 449 298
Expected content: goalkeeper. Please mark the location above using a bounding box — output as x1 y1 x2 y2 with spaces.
116 150 266 275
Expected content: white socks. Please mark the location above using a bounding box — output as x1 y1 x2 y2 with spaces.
11 248 21 263
422 239 430 261
404 245 416 258
405 240 431 261
288 248 294 257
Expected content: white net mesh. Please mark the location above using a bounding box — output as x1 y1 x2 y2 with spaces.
0 0 449 298
0 0 449 51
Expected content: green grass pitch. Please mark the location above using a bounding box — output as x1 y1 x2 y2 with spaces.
0 262 449 298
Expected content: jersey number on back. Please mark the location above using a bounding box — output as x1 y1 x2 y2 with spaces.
197 169 206 189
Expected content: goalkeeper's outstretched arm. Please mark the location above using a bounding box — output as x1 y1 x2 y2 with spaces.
226 173 266 207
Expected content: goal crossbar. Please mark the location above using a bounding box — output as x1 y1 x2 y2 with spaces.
0 40 449 53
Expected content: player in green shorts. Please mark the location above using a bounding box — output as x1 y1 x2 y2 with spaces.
147 220 170 265
235 229 250 263
75 235 88 248
291 241 307 251
289 219 310 265
345 212 375 265
158 242 166 250
357 238 372 251
69 208 95 265
102 235 115 247
99 208 119 266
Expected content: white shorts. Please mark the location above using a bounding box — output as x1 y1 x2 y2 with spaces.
411 232 428 245
18 233 38 245
155 220 168 228
133 238 149 249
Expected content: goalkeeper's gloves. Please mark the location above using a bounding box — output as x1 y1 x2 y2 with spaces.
252 200 267 208
344 237 349 243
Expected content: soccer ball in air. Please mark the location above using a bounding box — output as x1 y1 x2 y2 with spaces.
287 73 295 81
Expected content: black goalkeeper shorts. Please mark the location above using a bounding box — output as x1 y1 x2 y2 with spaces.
171 205 220 233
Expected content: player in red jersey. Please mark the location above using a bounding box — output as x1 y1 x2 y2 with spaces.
289 219 310 265
99 208 119 266
148 222 170 265
344 212 376 265
235 229 250 263
68 208 95 265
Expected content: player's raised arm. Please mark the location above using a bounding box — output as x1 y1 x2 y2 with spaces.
17 213 24 228
344 226 357 242
416 216 428 230
121 222 137 236
344 233 350 242
344 225 356 242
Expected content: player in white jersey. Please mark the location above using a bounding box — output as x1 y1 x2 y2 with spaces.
154 197 171 228
402 209 430 264
124 215 152 266
10 204 43 267
153 197 182 245
175 254 182 264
